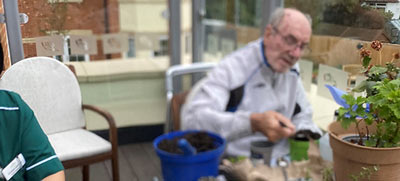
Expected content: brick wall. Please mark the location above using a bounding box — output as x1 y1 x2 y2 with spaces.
19 0 121 61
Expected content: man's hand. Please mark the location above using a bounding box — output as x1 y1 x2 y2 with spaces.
250 111 296 142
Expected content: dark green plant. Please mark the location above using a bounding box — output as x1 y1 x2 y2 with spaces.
323 1 386 29
337 40 400 148
285 0 325 30
205 0 262 27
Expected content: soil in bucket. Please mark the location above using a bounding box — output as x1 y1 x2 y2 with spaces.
158 132 216 154
154 131 225 181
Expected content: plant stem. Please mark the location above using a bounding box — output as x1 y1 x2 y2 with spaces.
389 122 400 146
356 120 363 145
375 139 380 147
375 117 382 147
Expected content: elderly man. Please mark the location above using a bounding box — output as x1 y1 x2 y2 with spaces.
181 8 322 161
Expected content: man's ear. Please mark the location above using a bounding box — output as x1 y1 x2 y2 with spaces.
263 25 273 39
263 25 275 46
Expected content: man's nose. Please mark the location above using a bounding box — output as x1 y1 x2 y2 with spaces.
289 45 302 58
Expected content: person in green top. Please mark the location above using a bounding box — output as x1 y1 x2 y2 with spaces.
0 90 65 181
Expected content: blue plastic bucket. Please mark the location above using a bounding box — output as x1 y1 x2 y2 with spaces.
153 130 226 181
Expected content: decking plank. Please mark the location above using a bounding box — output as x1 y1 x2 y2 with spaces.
141 142 162 174
121 144 162 180
64 142 161 181
103 146 139 181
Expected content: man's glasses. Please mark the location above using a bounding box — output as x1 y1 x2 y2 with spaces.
272 27 311 55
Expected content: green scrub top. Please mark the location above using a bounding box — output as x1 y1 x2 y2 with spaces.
0 90 64 180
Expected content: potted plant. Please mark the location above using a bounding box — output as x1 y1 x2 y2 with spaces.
328 40 400 181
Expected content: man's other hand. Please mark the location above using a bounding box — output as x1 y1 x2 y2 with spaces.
250 111 296 142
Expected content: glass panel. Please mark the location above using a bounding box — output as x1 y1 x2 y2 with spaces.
203 0 263 62
12 0 400 134
16 0 175 130
285 0 400 83
19 0 172 62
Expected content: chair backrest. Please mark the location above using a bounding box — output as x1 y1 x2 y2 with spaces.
165 62 216 132
170 91 189 131
0 57 85 134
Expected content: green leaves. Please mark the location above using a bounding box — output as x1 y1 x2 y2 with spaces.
337 95 370 129
368 66 387 76
352 80 367 92
342 45 400 148
365 138 376 147
391 79 400 86
352 79 400 147
342 94 357 106
339 78 400 147
370 79 400 121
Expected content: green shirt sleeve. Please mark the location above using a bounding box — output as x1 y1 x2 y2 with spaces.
15 93 64 180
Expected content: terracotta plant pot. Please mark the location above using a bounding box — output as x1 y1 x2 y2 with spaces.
329 121 400 181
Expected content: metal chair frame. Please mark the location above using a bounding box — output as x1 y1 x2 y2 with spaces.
164 62 216 132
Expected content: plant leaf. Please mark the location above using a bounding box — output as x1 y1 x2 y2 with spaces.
341 118 353 129
368 66 387 76
391 79 400 86
366 81 377 96
352 80 367 92
342 94 356 106
365 139 376 147
363 56 372 68
389 103 400 119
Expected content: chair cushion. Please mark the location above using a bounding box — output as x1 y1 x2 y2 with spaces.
47 129 111 161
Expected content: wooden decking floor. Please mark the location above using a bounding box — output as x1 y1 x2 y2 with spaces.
65 142 162 181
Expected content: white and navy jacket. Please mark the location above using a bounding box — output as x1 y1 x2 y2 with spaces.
181 38 322 160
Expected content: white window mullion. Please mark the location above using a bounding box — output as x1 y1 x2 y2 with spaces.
62 35 70 62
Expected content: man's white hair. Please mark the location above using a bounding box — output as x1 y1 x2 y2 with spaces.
268 8 312 28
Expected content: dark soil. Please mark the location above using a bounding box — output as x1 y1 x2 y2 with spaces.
158 132 216 154
349 138 366 146
343 135 368 146
291 130 321 141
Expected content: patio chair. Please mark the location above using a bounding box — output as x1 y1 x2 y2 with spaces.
0 57 119 181
164 62 216 132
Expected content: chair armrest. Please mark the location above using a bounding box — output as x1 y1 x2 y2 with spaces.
82 104 118 148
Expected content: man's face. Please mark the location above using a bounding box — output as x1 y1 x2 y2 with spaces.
263 10 311 73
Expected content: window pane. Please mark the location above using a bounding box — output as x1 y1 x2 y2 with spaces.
285 0 400 67
20 0 172 62
203 0 263 61
16 0 172 131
